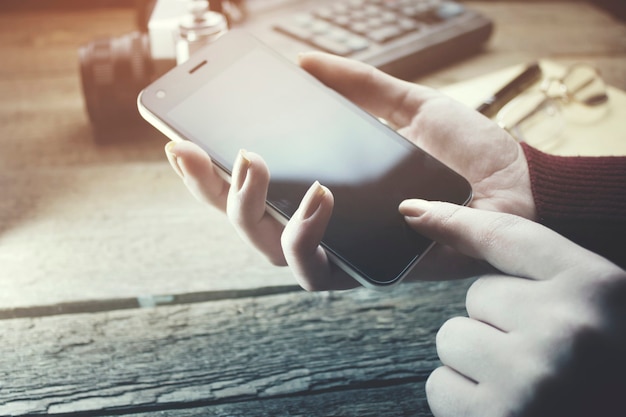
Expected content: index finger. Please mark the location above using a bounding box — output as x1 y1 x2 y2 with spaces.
165 140 229 211
399 200 615 280
298 51 437 127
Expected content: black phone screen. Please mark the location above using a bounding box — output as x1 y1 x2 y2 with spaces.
140 31 472 286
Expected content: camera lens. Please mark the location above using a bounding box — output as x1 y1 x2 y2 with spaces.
79 32 153 137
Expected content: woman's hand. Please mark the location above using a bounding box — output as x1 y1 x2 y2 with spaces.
400 199 626 417
299 52 535 220
165 51 537 289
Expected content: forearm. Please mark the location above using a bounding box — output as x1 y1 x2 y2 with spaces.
521 143 626 268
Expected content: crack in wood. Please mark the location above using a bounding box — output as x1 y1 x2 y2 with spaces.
0 286 302 320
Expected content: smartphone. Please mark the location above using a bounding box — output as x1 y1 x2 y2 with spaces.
138 30 472 288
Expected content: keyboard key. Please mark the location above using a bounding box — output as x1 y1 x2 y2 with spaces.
311 19 332 34
381 12 397 24
366 17 384 29
275 23 313 41
311 36 352 55
436 2 465 19
369 25 403 42
398 18 420 32
345 36 370 52
327 27 351 42
314 7 334 20
332 15 352 27
349 22 370 35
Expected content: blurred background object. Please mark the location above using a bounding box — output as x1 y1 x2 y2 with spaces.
43 0 495 141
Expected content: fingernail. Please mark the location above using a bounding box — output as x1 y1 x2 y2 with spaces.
296 51 309 63
233 149 251 190
165 141 184 179
399 199 432 218
301 181 326 220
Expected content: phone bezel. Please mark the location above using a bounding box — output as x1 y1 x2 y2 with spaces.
137 30 472 289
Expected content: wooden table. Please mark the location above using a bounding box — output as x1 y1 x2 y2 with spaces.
1 1 624 415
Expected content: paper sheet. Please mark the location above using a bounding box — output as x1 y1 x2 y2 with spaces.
440 60 626 156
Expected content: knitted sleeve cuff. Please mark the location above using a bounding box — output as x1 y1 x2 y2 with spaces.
521 142 626 223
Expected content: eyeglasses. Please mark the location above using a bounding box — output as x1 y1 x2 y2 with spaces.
495 64 609 147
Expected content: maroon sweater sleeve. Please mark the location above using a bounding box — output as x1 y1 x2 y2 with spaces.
521 143 626 268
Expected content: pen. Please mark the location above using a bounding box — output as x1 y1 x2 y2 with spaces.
476 62 542 118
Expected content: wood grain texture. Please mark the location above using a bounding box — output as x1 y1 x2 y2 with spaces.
0 280 472 416
107 383 430 417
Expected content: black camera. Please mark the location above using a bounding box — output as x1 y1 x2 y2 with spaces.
79 0 230 140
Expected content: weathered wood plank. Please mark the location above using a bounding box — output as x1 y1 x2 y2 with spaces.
108 383 431 417
0 280 472 416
